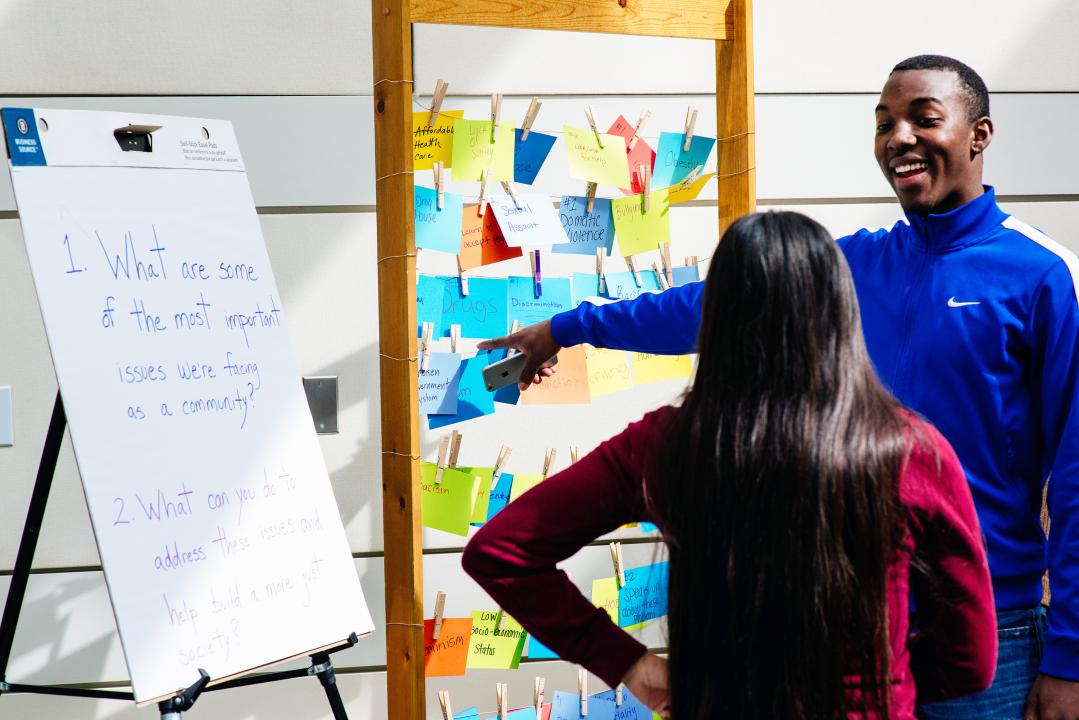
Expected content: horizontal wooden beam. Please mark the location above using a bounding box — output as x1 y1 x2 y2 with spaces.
410 0 732 40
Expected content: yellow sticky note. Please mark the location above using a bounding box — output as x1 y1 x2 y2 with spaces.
420 462 481 536
592 577 647 632
412 110 464 170
667 172 715 204
633 352 693 385
451 119 515 181
509 473 544 504
611 189 671 256
563 125 631 187
586 346 633 397
456 466 494 524
465 610 527 669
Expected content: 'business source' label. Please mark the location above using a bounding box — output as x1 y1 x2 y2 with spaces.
2 108 47 166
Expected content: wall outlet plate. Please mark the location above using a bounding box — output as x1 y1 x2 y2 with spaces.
302 376 338 435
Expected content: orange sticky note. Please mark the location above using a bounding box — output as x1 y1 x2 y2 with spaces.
459 205 524 271
520 344 592 405
423 617 472 676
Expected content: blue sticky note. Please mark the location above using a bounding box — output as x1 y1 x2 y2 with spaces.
553 195 615 256
592 689 652 720
508 707 539 720
485 472 514 521
652 131 716 188
572 272 610 306
508 276 573 328
438 276 509 339
671 265 701 287
454 708 479 720
417 274 446 336
619 561 669 627
639 521 659 534
527 635 560 659
514 129 557 185
415 186 465 253
428 351 497 428
603 271 661 301
552 691 616 720
419 352 461 415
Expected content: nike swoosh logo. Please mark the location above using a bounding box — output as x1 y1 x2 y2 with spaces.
948 297 981 308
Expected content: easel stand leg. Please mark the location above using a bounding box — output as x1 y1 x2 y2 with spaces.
309 651 349 720
157 669 209 720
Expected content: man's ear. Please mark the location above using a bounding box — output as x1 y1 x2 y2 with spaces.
971 116 994 156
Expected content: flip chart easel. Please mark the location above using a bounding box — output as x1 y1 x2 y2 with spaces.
370 1 755 715
0 107 375 717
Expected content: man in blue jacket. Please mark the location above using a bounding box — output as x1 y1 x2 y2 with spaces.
479 56 1079 719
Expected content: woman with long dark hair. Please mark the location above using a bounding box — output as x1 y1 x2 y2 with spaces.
463 211 996 719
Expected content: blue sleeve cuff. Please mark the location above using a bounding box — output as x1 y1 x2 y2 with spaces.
551 302 597 348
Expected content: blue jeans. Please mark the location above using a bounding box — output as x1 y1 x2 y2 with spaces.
919 605 1046 720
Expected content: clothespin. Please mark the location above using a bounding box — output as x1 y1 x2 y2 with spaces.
491 93 503 141
627 109 652 150
686 254 699 269
432 591 447 640
433 161 444 210
585 106 604 148
660 243 674 287
448 429 463 468
495 607 507 633
625 255 642 287
500 180 521 210
420 321 434 371
434 434 451 484
477 168 491 216
639 163 651 213
585 181 598 214
569 446 580 464
492 444 512 483
596 248 607 294
542 447 557 479
520 96 542 141
683 106 699 152
610 541 626 588
531 249 543 298
496 682 508 720
438 689 453 720
457 256 469 296
449 324 461 353
676 164 705 191
616 684 624 707
534 677 546 715
428 79 448 127
579 668 589 716
652 261 670 290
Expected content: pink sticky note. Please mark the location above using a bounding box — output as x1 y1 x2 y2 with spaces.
607 115 657 195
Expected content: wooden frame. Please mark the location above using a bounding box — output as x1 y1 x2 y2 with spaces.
371 1 754 716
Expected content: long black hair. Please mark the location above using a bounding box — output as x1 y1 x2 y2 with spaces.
651 211 911 719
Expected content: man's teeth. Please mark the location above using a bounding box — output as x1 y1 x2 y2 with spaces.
895 162 928 174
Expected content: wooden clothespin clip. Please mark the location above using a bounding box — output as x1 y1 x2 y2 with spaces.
585 105 604 149
433 161 444 210
477 168 491 216
627 109 652 151
492 444 512 483
616 684 624 707
428 79 448 127
579 668 589 716
496 682 508 720
448 429 463 468
625 255 642 287
456 256 469 297
542 447 557 479
495 607 507 634
652 260 670 290
420 321 434 371
534 677 546 715
683 106 699 152
531 249 543 298
438 689 453 720
639 163 651 213
677 164 705 191
596 247 607 294
432 591 447 639
520 96 542 141
491 93 503 141
500 180 521 210
434 434 451 484
584 181 598 214
449 323 461 353
686 254 699 269
660 243 674 287
569 446 580 464
610 541 626 588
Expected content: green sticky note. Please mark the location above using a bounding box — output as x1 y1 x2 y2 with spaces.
563 125 631 188
592 576 646 631
466 610 527 669
611 189 671 256
451 119 516 181
455 466 494 524
420 462 481 536
508 473 544 504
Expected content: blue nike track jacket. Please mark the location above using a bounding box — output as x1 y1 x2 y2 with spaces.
551 188 1079 681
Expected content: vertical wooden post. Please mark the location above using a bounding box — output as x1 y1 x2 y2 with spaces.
371 0 425 717
715 0 755 235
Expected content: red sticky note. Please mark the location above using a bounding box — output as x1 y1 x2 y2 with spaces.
607 115 656 195
423 617 472 676
459 204 524 271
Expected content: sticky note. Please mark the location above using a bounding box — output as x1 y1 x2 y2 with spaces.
415 185 465 254
592 689 653 720
510 709 540 720
485 472 513 521
487 195 569 247
419 352 461 415
508 276 573 328
527 635 560 659
417 274 445 336
438 277 508 339
520 344 591 405
420 463 482 536
455 708 480 720
602 271 661 302
459 204 523 271
586 346 633 397
619 562 669 627
514 129 557 185
412 109 464 170
606 115 657 195
671 265 701 286
428 352 498 429
640 521 659 534
667 171 714 204
563 125 631 188
611 189 671 256
571 273 609 306
653 131 716 188
552 195 615 256
454 466 494 524
452 119 516 181
632 352 693 385
593 576 646 632
423 617 472 676
466 610 527 669
551 691 616 720
508 473 544 504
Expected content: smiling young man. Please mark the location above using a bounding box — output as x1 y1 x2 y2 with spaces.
479 56 1079 719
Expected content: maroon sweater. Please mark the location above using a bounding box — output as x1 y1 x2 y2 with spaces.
463 407 997 718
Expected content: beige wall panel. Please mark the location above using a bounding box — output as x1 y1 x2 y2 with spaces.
0 1 372 96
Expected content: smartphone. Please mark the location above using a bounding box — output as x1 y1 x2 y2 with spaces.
482 352 558 392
